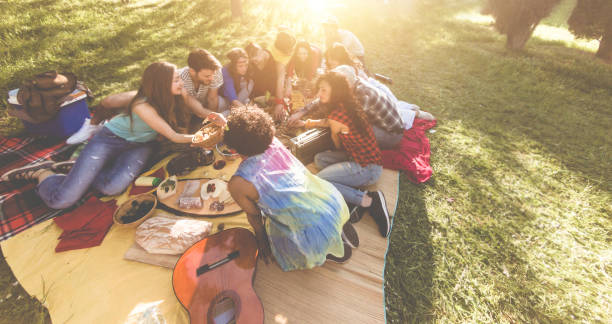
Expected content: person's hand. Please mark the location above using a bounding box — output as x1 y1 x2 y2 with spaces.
288 119 305 128
256 232 273 265
205 112 227 127
180 86 189 98
273 103 285 121
287 112 305 128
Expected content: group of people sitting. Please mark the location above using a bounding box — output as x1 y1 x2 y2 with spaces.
1 18 434 271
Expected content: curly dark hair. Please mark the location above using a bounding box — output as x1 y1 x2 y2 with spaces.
224 106 275 156
316 71 370 137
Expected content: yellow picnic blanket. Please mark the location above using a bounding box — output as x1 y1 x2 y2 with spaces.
1 151 398 323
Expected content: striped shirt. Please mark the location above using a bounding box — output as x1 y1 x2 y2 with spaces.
178 66 223 104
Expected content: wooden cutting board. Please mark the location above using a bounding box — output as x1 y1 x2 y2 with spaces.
157 179 241 216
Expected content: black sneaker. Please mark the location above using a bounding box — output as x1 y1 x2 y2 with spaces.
52 160 76 174
368 191 390 238
341 221 359 248
347 203 365 223
326 243 352 264
1 161 54 182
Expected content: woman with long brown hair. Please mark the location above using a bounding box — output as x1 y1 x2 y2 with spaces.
220 47 253 110
325 42 367 78
305 71 391 238
1 62 197 209
287 40 322 81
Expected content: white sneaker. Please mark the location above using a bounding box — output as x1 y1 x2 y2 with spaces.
416 111 435 121
66 119 104 145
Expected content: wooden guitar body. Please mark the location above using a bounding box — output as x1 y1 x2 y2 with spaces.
173 228 263 324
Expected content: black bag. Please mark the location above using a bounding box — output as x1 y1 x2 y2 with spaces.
14 71 85 124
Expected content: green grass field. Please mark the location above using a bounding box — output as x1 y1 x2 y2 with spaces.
1 0 611 323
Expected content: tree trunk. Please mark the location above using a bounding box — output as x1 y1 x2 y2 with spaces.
505 24 536 50
595 29 612 64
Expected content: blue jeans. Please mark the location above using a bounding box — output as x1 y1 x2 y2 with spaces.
38 127 154 209
373 125 403 150
314 150 382 205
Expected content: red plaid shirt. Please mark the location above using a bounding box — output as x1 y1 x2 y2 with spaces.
328 106 382 167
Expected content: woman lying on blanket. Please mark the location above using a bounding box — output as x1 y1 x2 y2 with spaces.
305 71 391 238
215 106 358 269
1 62 200 209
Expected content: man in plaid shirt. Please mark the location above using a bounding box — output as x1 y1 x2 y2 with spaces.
288 66 405 149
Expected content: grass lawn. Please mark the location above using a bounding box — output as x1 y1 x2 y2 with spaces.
1 0 611 323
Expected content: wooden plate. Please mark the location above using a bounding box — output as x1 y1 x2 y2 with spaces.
157 179 241 216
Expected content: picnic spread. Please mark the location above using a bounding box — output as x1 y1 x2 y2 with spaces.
0 142 400 323
1 28 438 323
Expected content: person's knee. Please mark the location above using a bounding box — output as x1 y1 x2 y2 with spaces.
314 153 326 169
95 181 128 196
46 197 79 210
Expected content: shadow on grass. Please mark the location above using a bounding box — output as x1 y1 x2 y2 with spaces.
0 248 50 324
398 15 612 194
1 0 233 91
385 178 434 323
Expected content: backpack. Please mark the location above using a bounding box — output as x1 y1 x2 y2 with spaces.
15 71 87 124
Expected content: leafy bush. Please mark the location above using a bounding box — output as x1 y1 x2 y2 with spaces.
568 0 612 63
485 0 561 50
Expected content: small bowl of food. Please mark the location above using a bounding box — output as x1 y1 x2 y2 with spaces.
113 193 157 228
215 143 239 161
192 122 223 148
156 176 177 200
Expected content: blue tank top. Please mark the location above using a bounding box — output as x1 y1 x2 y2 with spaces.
104 112 158 142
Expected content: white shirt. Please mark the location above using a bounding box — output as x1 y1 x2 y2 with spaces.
178 66 223 104
338 29 365 58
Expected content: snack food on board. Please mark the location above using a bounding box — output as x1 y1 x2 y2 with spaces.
191 122 223 148
178 197 202 209
156 176 177 200
200 179 230 201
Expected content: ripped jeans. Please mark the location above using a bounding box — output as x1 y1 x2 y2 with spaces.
314 150 382 206
38 127 154 209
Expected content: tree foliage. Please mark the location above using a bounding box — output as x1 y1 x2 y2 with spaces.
568 0 612 63
485 0 561 50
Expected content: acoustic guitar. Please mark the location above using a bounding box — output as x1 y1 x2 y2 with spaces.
173 227 264 324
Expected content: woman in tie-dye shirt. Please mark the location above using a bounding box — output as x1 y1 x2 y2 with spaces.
220 106 354 271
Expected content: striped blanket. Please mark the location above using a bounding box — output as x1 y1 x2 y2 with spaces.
0 136 79 241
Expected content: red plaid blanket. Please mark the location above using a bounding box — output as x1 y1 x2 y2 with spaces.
0 136 80 241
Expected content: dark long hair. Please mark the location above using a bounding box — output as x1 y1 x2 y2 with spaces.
290 41 317 79
127 62 181 129
325 42 363 74
316 71 370 137
226 47 251 94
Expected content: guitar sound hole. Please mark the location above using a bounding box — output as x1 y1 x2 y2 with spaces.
211 296 236 324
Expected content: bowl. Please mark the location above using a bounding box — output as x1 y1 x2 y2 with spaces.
113 193 157 228
191 123 223 148
215 143 239 161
